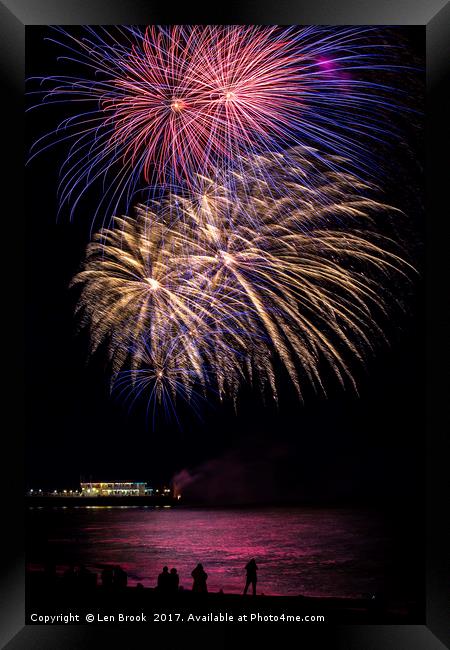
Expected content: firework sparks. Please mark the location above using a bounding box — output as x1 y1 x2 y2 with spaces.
71 149 412 409
28 25 413 221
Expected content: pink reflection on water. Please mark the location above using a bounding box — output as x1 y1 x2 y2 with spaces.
28 507 389 597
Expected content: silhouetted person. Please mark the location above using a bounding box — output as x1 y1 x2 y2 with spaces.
113 565 127 588
243 559 257 596
157 566 171 594
169 568 179 593
191 563 208 593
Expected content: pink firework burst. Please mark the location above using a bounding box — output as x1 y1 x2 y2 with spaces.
28 25 414 221
104 25 307 185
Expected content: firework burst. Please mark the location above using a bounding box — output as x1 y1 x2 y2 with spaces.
28 25 414 221
71 149 412 409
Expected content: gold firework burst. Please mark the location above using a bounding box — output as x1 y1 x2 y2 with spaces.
71 149 413 406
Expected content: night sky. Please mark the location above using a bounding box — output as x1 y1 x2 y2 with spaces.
25 27 425 517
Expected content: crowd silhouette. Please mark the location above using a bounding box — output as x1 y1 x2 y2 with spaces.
26 558 399 621
34 558 259 597
27 558 398 620
60 563 127 590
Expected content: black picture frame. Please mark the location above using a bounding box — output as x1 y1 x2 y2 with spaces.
1 1 448 648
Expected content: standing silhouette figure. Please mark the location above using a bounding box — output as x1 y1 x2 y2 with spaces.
157 566 171 594
169 567 179 593
191 563 208 593
243 559 257 596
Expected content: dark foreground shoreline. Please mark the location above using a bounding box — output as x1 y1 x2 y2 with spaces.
26 572 420 624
